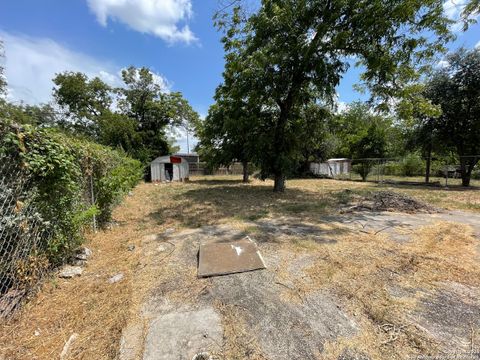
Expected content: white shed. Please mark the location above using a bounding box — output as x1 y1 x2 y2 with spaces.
150 155 189 182
310 158 351 177
326 158 351 176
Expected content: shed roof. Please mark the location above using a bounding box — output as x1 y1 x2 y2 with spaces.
327 158 351 162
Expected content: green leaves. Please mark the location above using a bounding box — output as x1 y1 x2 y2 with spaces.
53 71 112 126
0 41 6 97
50 66 199 164
0 122 142 264
212 0 453 190
422 48 480 185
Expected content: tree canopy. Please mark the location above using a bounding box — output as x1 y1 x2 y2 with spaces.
52 67 199 165
211 0 452 191
423 48 480 186
0 40 6 98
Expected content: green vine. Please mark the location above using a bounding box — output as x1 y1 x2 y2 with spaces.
0 121 143 266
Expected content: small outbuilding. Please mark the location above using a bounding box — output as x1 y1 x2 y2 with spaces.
310 158 351 177
326 158 351 176
150 155 189 182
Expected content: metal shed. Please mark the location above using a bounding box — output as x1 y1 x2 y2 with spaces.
310 158 351 177
150 155 189 182
326 158 351 176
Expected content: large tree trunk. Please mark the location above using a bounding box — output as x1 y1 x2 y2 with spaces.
242 160 249 183
273 173 286 192
462 172 471 187
272 99 292 192
460 157 475 187
425 141 432 183
425 156 431 183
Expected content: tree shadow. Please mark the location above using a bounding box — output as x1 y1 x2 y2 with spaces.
188 179 246 186
147 182 353 239
150 185 351 244
342 178 480 192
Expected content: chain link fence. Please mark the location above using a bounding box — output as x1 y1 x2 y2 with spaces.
0 157 101 318
348 155 480 186
0 154 53 317
310 155 480 186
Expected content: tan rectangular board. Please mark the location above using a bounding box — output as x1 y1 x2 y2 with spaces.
198 237 266 277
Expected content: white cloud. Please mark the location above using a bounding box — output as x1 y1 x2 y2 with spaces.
0 31 170 105
174 132 198 153
336 101 348 113
87 0 197 44
437 59 449 68
476 40 480 49
442 0 476 32
443 0 464 19
167 125 198 153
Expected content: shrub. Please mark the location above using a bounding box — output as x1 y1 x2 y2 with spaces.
472 165 480 180
382 161 402 176
379 154 425 177
400 153 425 177
0 122 142 267
352 162 372 181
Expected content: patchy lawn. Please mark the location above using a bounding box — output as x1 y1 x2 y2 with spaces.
1 176 480 359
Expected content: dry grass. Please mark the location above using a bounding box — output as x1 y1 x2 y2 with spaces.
216 302 267 360
0 183 179 360
287 177 480 212
1 175 479 359
289 221 480 358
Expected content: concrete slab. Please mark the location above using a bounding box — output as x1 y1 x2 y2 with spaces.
198 236 266 277
143 307 222 360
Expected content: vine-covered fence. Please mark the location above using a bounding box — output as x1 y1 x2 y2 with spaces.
0 155 52 317
0 122 143 317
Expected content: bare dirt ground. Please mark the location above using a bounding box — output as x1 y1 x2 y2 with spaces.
1 176 480 359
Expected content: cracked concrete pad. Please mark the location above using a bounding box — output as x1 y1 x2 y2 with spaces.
143 307 222 360
208 271 357 359
332 210 480 242
338 348 371 360
198 236 266 277
409 282 480 352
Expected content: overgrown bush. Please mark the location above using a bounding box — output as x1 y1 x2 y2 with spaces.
352 162 372 181
382 153 425 177
400 153 425 177
382 161 401 176
472 166 480 180
0 122 142 267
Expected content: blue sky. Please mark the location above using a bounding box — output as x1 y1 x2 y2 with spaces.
0 0 479 151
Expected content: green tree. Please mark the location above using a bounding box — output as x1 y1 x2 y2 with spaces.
424 48 480 186
216 0 452 191
97 112 142 154
52 67 198 164
53 72 112 136
462 0 480 29
333 103 389 180
0 40 6 97
0 102 60 127
118 66 199 163
196 94 257 182
294 103 334 175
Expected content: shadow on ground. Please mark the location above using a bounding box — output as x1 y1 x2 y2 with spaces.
147 182 352 229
